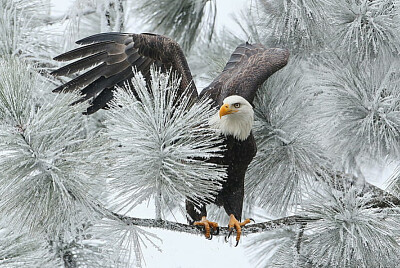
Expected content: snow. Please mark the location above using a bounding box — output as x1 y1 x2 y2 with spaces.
141 227 253 268
50 0 73 16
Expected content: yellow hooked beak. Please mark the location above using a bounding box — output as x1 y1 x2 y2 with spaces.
219 103 237 118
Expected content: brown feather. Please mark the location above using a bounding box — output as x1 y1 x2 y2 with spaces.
200 44 289 106
52 63 106 92
51 52 107 76
53 42 125 61
51 32 198 111
76 32 129 45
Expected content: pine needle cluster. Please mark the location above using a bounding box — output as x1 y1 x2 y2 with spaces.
0 228 62 268
134 0 216 51
0 0 55 66
302 184 400 268
105 67 226 219
246 63 329 214
64 0 125 45
255 0 328 53
327 0 400 60
244 227 297 268
0 58 109 241
312 56 400 161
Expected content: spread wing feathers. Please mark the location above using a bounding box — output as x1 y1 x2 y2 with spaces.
200 42 289 106
51 32 197 114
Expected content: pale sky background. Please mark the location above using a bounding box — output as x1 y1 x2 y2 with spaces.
48 1 255 267
50 0 248 33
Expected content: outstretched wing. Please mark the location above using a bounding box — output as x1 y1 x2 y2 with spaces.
199 43 289 106
51 32 197 114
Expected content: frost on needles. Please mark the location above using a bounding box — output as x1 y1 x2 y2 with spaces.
0 59 110 236
104 67 226 220
0 58 112 266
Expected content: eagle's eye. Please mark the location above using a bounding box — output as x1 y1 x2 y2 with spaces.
233 103 241 108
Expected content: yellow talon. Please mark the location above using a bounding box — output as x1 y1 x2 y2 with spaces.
194 216 219 239
226 214 253 246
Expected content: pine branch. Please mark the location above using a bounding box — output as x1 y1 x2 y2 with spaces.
321 169 400 208
107 190 399 238
103 169 400 239
295 223 306 254
134 0 217 51
110 213 317 237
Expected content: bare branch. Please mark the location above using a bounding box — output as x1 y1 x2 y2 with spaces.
295 223 306 254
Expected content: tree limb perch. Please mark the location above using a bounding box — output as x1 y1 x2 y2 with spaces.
110 213 318 237
101 169 400 238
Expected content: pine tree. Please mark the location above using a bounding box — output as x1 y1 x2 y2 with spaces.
1 0 400 267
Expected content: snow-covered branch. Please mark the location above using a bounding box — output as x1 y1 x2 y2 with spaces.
108 182 399 236
105 171 400 238
111 213 316 237
321 169 400 208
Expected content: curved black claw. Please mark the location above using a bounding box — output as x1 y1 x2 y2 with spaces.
225 228 233 243
250 218 255 223
235 240 240 247
207 231 213 240
213 226 220 236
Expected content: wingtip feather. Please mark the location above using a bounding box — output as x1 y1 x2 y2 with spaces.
53 54 67 61
76 32 129 45
50 69 60 76
52 86 64 93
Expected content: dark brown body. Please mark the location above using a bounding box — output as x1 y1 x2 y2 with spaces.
186 134 257 223
186 134 256 222
215 134 257 217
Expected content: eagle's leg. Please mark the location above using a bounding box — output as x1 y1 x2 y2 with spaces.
193 216 219 240
225 214 254 247
185 200 219 239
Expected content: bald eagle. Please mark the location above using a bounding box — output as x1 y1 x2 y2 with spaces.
51 32 289 245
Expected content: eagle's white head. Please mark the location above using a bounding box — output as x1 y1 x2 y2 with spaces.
209 95 254 141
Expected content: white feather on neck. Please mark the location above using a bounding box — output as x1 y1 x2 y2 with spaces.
209 96 254 141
